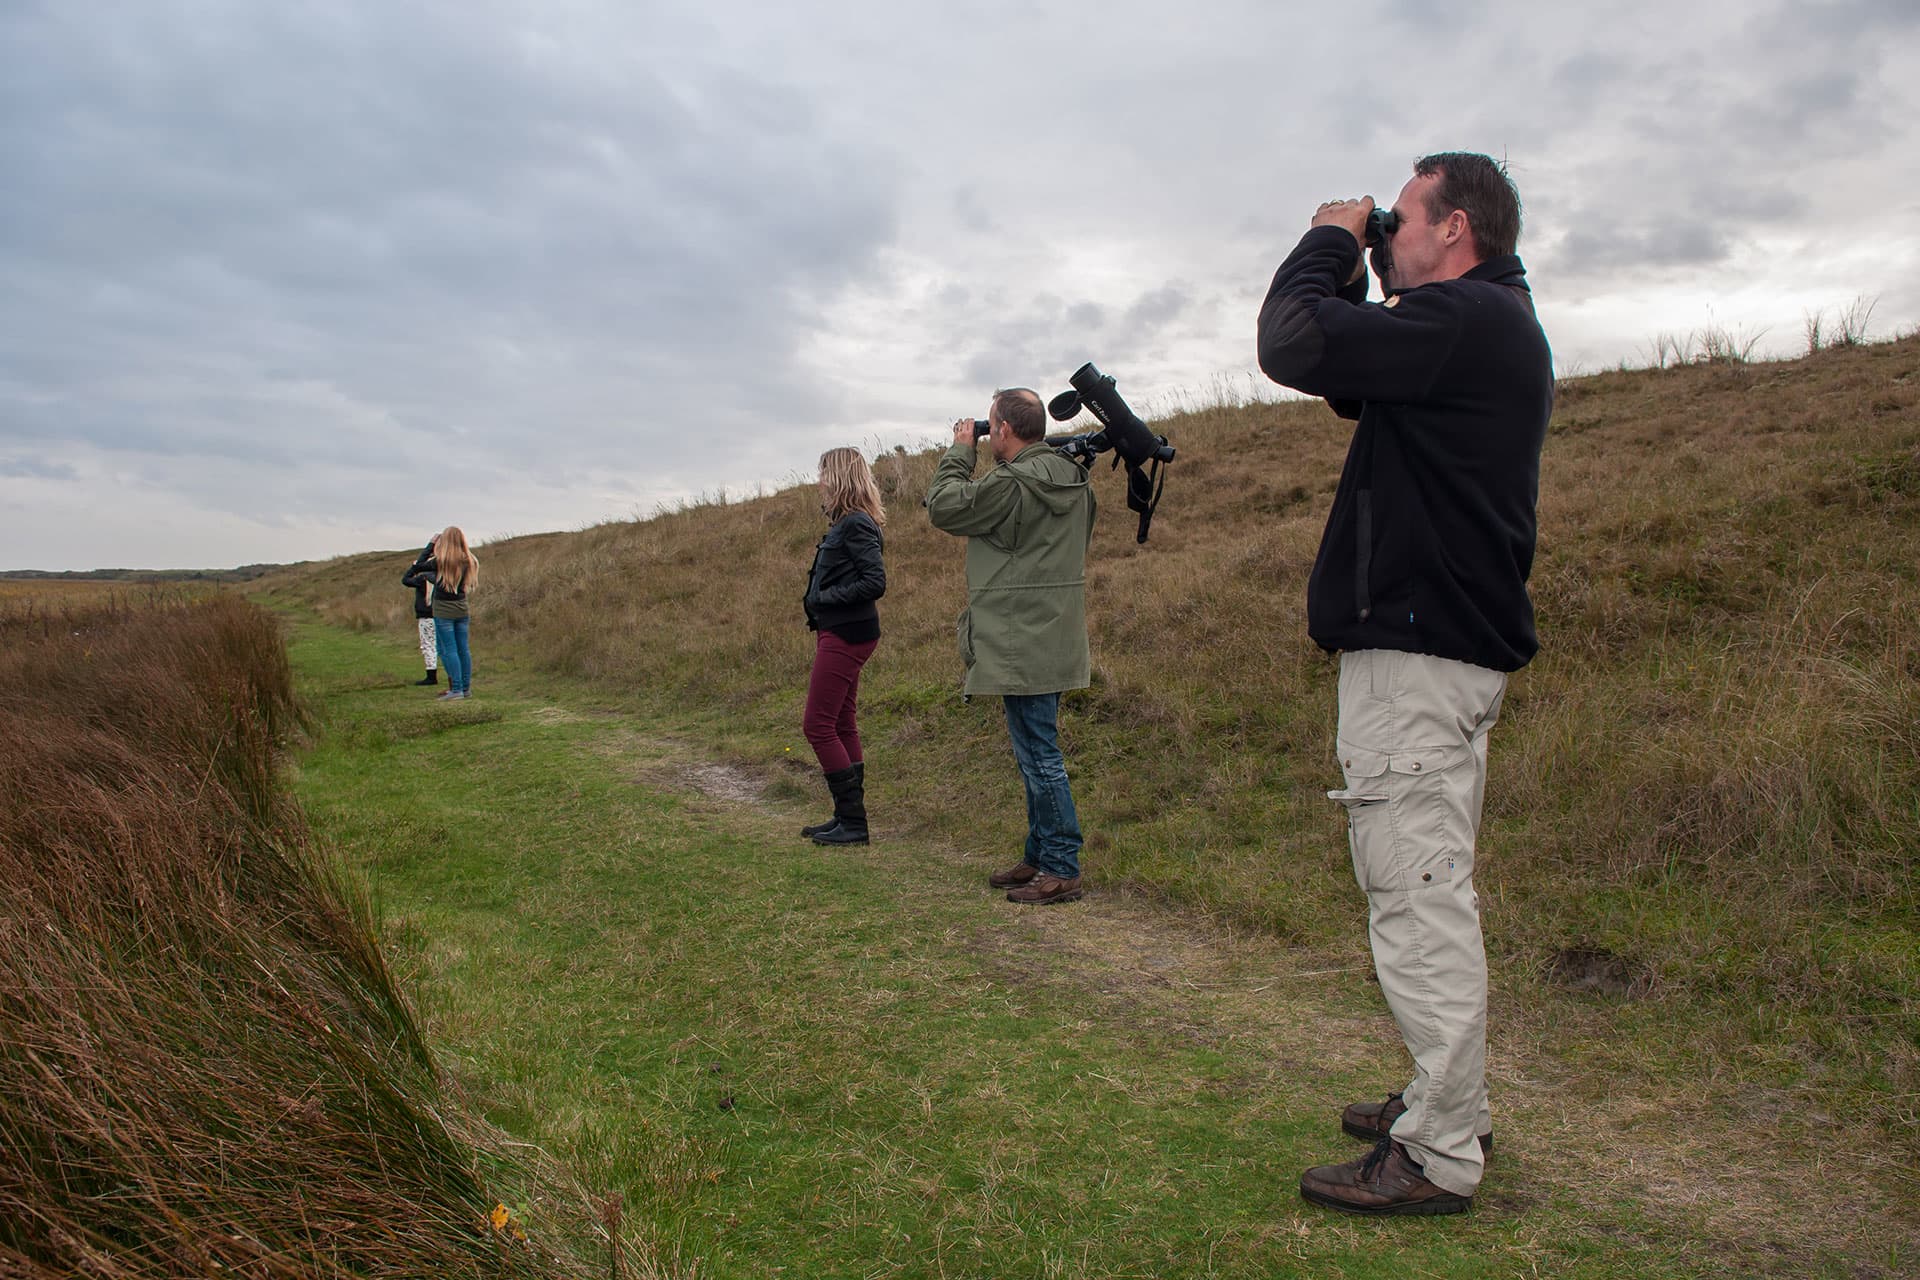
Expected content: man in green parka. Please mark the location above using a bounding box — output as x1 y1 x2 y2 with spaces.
927 387 1097 906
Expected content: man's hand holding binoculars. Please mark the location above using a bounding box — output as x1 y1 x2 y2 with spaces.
1314 196 1376 284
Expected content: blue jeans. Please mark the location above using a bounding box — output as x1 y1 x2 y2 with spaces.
1002 693 1082 879
433 617 472 693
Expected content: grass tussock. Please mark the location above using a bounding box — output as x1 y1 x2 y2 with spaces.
0 596 663 1278
261 335 1920 1154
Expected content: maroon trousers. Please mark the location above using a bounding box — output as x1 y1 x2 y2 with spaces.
803 631 878 773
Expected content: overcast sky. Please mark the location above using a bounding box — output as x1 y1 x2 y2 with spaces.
4 0 1917 571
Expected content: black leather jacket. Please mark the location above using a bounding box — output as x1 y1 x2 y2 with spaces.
803 511 886 632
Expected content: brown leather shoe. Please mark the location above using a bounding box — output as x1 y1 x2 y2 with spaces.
1005 874 1082 905
1341 1092 1492 1155
1300 1139 1471 1216
988 862 1039 889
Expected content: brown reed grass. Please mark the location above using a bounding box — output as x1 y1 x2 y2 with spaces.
0 596 662 1278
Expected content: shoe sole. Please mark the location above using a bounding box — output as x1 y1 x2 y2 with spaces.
1341 1120 1493 1155
1006 889 1084 905
1299 1185 1471 1216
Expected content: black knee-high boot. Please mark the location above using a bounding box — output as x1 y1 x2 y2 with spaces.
811 762 867 845
801 761 861 838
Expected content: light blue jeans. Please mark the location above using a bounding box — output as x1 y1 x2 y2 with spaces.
433 617 471 693
1002 693 1082 879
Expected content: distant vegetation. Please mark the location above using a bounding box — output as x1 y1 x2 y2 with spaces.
261 334 1920 1164
0 597 654 1277
0 563 289 581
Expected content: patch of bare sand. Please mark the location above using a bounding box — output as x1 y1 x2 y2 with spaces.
669 761 766 804
570 720 776 807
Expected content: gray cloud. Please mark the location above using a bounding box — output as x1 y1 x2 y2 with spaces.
0 456 77 481
0 0 899 523
955 283 1197 389
2 0 1919 569
1555 224 1732 274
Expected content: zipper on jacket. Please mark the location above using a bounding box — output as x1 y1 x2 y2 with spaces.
1354 488 1374 622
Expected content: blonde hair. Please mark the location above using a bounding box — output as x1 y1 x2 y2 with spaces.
436 525 479 593
818 448 886 526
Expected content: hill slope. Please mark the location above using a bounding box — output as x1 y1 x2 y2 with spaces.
261 336 1920 1162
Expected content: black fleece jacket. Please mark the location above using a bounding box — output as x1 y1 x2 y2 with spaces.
401 545 435 619
803 511 886 640
1257 225 1552 672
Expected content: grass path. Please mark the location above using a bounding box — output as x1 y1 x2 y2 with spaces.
282 612 1912 1279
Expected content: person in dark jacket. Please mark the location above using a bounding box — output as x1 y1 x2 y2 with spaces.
799 447 888 845
1256 153 1552 1217
401 535 439 685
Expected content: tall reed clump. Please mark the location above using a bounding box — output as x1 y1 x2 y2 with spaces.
0 596 653 1278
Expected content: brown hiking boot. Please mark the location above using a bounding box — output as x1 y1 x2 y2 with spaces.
1300 1139 1471 1216
1342 1092 1493 1155
1006 874 1082 905
988 862 1039 889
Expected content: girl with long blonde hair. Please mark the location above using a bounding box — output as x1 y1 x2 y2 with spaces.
799 448 887 844
428 525 479 700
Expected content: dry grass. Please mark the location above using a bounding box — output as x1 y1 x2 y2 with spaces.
0 596 673 1278
0 578 218 609
258 336 1920 1172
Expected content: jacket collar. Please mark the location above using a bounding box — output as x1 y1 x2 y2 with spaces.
1462 254 1529 292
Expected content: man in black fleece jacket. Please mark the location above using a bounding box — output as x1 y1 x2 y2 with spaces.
1257 153 1551 1216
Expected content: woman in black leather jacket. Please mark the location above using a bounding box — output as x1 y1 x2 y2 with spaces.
800 448 887 845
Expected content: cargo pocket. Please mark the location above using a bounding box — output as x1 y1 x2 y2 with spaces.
1384 744 1473 893
1328 746 1391 891
955 606 975 668
1326 745 1390 808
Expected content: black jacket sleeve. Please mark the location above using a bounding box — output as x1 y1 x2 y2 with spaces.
402 552 436 589
1257 226 1463 404
813 517 886 607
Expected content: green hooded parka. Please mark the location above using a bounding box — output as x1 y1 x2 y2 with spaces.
926 439 1096 696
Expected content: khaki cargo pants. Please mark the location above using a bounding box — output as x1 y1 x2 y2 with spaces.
1330 649 1506 1197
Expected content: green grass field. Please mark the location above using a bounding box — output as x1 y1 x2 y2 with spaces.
283 608 1913 1279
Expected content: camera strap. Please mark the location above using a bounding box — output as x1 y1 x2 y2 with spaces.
1120 456 1167 544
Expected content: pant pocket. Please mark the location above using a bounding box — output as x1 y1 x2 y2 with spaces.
1385 745 1474 893
1331 744 1472 894
1329 746 1391 891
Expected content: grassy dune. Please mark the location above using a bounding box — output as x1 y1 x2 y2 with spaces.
264 338 1919 1125
257 337 1920 1273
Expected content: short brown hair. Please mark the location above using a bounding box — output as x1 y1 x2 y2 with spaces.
1414 152 1522 261
990 388 1046 442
